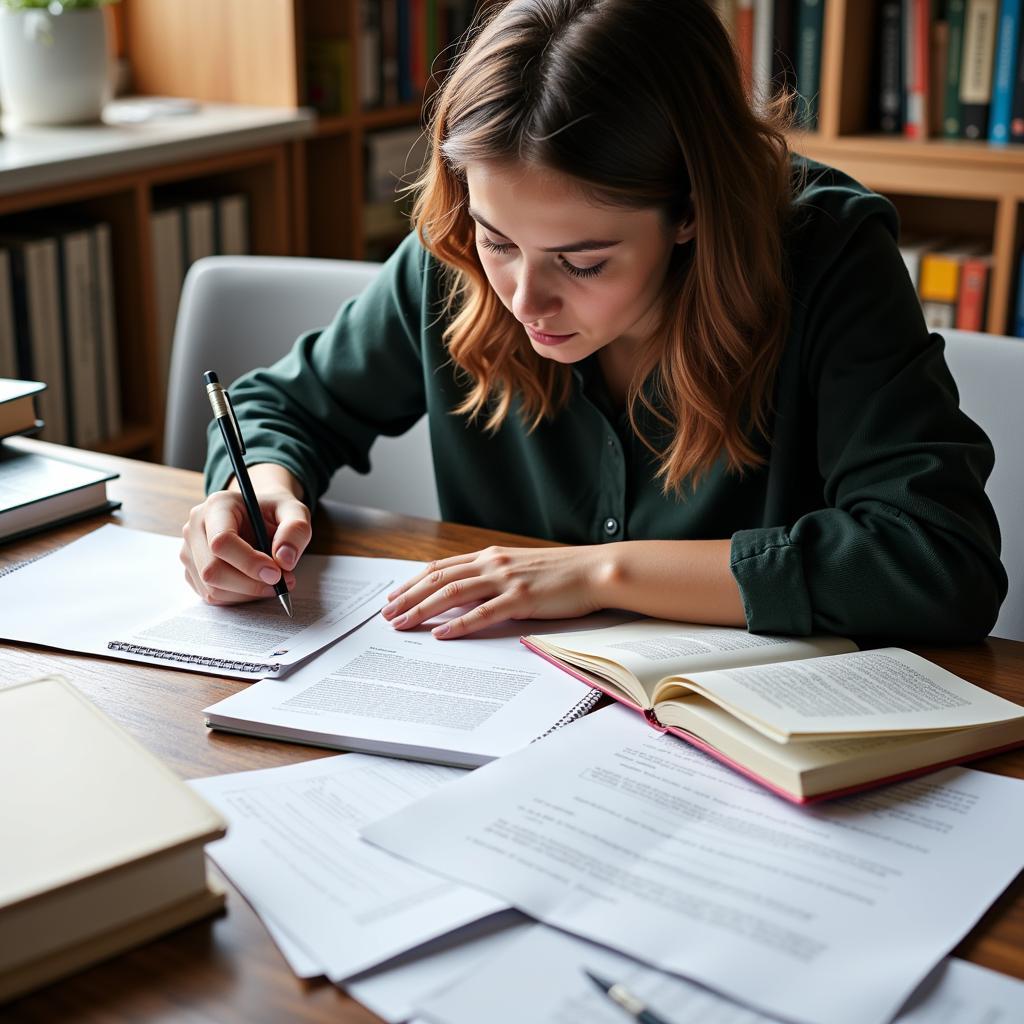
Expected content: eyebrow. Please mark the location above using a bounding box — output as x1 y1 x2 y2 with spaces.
467 208 622 253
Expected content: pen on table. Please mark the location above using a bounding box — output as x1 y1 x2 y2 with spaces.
584 970 671 1024
203 370 293 618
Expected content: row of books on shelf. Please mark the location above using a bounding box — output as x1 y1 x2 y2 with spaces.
0 193 248 450
359 0 478 111
712 0 827 129
875 0 1024 143
901 237 1024 335
305 1 479 116
150 193 250 400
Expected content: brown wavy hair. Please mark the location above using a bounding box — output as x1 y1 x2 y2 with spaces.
411 0 799 492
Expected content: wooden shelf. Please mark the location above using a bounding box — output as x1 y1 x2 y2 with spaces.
361 104 424 131
91 424 156 458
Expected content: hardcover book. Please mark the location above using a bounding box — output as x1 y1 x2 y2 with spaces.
522 619 1024 803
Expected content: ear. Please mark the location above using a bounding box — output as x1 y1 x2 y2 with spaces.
674 217 696 245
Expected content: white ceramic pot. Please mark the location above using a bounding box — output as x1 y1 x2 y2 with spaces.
0 8 111 125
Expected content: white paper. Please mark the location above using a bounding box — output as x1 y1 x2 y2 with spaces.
204 614 603 765
364 705 1024 1024
0 524 418 678
418 924 1024 1024
188 754 505 981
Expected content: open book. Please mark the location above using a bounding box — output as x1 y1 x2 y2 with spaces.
521 620 1024 802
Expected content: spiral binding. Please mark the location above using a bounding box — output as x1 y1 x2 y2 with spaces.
0 548 60 578
533 687 603 742
106 641 282 675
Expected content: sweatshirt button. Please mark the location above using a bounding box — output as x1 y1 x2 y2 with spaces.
603 517 619 535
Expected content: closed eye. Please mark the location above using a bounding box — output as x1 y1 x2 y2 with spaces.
479 237 606 280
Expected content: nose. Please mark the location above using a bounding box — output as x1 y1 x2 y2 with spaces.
511 264 561 325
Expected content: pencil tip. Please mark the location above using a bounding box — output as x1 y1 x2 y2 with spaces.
583 969 612 994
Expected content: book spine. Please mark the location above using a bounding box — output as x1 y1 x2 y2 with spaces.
736 0 755 97
1012 5 1024 139
960 0 1000 139
359 0 382 109
879 0 905 133
944 0 967 137
30 239 69 445
929 13 949 137
381 0 400 107
904 0 931 139
92 224 122 440
795 0 824 128
397 0 413 103
106 641 282 675
955 255 991 330
988 0 1022 142
0 250 17 380
7 245 33 380
62 231 103 449
752 0 774 109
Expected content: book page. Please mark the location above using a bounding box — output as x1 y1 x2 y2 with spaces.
528 619 855 704
188 754 505 982
0 524 417 678
419 924 1024 1024
659 648 1024 743
363 705 1024 1024
204 614 602 765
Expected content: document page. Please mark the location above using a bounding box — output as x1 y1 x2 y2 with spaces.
667 648 1024 742
188 754 505 981
205 614 603 764
0 524 418 678
364 705 1024 1024
419 924 1024 1024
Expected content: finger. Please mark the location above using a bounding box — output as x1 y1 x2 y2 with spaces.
389 575 497 631
431 593 522 639
382 562 482 620
204 498 282 582
269 497 313 571
386 553 481 602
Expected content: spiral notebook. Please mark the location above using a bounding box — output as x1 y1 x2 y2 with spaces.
0 524 422 680
203 613 606 768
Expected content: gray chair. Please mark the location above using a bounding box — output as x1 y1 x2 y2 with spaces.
163 255 440 519
942 328 1024 642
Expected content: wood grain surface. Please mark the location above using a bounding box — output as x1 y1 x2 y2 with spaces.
2 438 1022 1021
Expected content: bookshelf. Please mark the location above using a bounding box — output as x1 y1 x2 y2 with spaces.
0 106 311 460
793 0 1024 336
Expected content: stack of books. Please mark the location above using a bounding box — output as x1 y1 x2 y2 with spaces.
898 236 995 331
0 378 119 543
0 676 226 1002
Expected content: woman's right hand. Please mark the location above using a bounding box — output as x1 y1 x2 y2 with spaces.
180 464 312 606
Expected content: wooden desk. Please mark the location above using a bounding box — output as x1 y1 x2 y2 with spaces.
3 440 1023 1022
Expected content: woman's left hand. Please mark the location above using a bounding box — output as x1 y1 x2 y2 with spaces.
381 545 612 639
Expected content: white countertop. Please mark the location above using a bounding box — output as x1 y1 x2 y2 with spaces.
0 99 316 196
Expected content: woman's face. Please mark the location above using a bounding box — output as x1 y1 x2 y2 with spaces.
465 160 694 364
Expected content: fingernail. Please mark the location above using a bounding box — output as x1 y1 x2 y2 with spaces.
386 589 399 601
393 613 408 627
277 545 297 570
433 623 450 638
259 567 280 584
382 601 398 617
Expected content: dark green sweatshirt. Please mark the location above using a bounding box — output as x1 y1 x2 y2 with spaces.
206 158 1007 643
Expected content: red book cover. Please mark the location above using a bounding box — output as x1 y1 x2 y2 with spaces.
956 255 991 331
736 1 754 97
905 0 932 139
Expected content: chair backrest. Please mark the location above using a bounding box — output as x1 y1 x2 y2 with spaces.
163 255 439 519
942 329 1024 641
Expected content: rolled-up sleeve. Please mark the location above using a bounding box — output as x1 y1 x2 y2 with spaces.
731 214 1007 643
204 233 430 504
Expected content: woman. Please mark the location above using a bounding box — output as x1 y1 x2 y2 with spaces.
182 0 1005 643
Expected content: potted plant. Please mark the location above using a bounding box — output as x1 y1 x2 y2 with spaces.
0 0 119 125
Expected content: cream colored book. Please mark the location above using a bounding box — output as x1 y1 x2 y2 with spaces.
0 677 227 1002
522 620 1024 802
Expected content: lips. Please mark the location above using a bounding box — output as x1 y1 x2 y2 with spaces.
525 324 577 347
